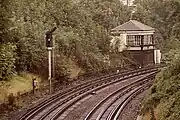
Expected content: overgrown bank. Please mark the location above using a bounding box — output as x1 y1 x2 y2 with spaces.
0 66 132 120
0 0 133 105
1 0 180 119
141 54 180 120
132 0 180 119
0 0 132 82
0 73 41 103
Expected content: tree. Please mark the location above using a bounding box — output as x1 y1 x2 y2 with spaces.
133 0 180 41
0 0 17 80
1 0 132 80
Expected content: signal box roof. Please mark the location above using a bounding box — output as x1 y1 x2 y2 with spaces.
111 20 155 32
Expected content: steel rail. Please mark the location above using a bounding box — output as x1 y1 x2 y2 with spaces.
83 72 156 120
45 70 157 120
19 68 132 120
19 66 159 120
107 78 155 120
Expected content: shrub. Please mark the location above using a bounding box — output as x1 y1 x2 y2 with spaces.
0 43 17 81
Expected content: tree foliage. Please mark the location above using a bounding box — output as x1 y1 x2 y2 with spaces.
0 43 17 80
0 0 18 80
133 0 180 50
0 0 131 80
142 53 180 120
134 1 180 119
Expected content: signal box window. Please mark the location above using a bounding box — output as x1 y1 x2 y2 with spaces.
127 35 142 46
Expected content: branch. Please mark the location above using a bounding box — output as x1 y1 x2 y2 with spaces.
50 13 60 26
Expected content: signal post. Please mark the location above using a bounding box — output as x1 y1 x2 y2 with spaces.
45 28 56 95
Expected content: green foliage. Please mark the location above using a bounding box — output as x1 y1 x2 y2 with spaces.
78 0 131 32
133 0 180 50
133 1 180 118
0 43 17 80
0 0 131 80
141 52 180 120
0 0 13 43
0 0 18 80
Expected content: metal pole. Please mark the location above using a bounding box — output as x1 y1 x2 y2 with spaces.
127 0 129 6
52 45 55 93
52 41 55 82
48 48 52 94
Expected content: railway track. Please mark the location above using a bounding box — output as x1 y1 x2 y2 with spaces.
19 66 159 120
84 73 155 120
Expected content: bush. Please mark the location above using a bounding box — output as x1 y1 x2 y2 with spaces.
8 93 15 106
141 52 180 120
0 43 17 81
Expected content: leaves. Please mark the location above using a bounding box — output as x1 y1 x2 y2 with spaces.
0 0 132 80
133 0 180 46
0 43 17 80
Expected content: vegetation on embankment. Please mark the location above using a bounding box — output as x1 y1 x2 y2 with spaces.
1 0 180 119
0 0 133 106
0 0 133 83
141 55 180 120
0 73 41 103
1 1 139 112
132 0 180 120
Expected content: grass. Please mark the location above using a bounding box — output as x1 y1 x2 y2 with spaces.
142 112 151 120
69 65 82 79
0 73 41 103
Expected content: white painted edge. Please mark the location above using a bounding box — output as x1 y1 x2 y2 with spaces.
136 115 143 120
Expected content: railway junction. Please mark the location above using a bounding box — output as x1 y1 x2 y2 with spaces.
13 20 162 120
1 1 180 120
15 66 160 120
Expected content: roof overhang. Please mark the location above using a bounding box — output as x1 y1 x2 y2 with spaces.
111 20 155 34
111 30 155 36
